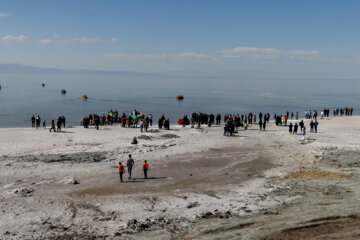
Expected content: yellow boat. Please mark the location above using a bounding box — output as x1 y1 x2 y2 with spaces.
82 94 88 99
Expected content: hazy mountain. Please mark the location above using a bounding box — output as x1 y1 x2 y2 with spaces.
0 64 159 76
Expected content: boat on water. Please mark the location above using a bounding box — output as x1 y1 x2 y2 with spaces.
176 95 184 100
61 89 66 94
42 83 45 87
82 94 88 99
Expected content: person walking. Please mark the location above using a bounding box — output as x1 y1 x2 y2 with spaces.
140 120 144 132
293 123 298 134
149 114 153 126
49 120 56 132
118 162 124 182
314 120 319 133
95 115 100 130
143 160 149 179
310 120 314 133
127 154 134 179
57 117 62 132
289 123 293 134
299 120 304 131
302 127 306 140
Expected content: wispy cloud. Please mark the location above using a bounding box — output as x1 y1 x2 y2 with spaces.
38 38 53 45
171 52 215 60
103 52 215 61
218 46 320 59
0 13 11 18
102 53 167 60
2 35 28 42
37 36 110 45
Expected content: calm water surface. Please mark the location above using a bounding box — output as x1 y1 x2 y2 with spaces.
0 73 358 127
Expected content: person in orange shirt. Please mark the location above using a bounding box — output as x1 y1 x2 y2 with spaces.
143 160 149 179
118 162 124 182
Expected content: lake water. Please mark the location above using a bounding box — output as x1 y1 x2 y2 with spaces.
0 72 358 127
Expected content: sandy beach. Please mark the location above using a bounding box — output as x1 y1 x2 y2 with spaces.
1 116 360 239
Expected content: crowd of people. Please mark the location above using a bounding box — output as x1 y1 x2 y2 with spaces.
31 107 354 140
31 115 65 132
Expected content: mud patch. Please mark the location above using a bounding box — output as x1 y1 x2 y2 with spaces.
161 134 180 139
323 150 360 168
265 214 360 240
285 168 345 180
3 152 108 163
137 135 152 140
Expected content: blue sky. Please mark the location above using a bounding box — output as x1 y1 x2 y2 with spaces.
1 0 360 78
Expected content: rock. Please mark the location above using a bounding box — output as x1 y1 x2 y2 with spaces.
201 212 214 218
61 177 79 184
14 187 34 197
138 223 150 230
127 219 137 227
187 202 200 208
261 208 279 215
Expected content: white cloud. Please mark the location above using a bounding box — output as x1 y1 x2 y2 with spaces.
2 35 28 42
111 37 117 42
36 35 108 45
103 52 215 61
62 37 103 45
38 39 53 45
171 52 214 60
218 46 320 59
102 53 167 60
0 13 11 18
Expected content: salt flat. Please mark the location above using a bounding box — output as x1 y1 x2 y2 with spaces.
1 116 360 239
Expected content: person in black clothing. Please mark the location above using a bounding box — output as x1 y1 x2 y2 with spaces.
57 117 62 132
299 120 304 131
158 118 163 129
263 121 266 131
62 115 66 128
31 115 35 128
289 123 293 134
314 120 318 133
36 115 41 128
310 120 314 133
259 120 263 131
216 114 221 125
293 123 298 134
94 115 100 130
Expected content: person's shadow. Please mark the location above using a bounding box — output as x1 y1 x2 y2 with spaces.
132 177 167 180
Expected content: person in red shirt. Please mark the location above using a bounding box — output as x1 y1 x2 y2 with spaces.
143 160 149 179
118 162 124 182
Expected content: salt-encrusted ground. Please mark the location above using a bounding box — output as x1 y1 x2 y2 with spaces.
1 116 359 239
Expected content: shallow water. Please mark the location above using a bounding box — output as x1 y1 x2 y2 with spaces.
0 72 358 127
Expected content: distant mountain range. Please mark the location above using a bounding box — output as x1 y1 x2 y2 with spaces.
0 64 158 76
